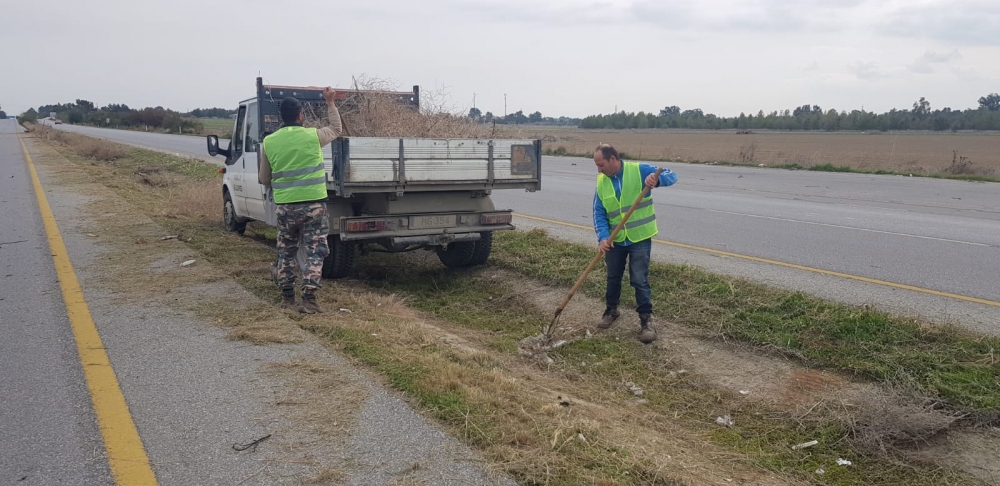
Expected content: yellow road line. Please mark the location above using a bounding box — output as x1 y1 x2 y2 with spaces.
513 212 1000 309
18 135 158 485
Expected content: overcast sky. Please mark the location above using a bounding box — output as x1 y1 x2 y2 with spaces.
1 0 997 118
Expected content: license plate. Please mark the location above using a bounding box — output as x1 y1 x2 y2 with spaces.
411 214 456 229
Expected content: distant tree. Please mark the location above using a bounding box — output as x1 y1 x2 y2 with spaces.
484 111 493 121
659 105 680 116
507 110 527 124
793 105 811 116
187 107 236 118
529 111 542 122
67 111 84 123
101 103 133 113
979 93 1000 111
912 97 931 116
468 107 482 119
18 108 38 123
75 99 95 113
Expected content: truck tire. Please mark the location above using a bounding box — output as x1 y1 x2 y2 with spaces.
467 231 493 266
436 241 476 268
223 190 246 235
322 234 356 279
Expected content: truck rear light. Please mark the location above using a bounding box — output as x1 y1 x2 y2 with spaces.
346 220 388 232
480 213 512 225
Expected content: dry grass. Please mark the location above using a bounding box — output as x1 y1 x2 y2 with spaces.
76 137 126 161
303 75 509 139
263 358 369 439
846 388 963 458
306 468 345 484
35 124 126 161
526 126 1000 175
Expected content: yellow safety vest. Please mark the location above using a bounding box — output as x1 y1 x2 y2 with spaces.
597 162 658 243
263 126 327 204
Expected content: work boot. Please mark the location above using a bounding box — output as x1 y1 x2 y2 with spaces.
597 307 620 329
638 313 657 344
280 288 296 309
299 293 325 314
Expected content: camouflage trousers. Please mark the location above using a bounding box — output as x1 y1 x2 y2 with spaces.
273 202 329 293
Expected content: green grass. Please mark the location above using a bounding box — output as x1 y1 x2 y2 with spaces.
358 254 547 353
491 229 1000 418
190 117 234 131
323 327 488 433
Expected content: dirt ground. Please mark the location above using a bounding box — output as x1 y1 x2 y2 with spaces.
520 126 1000 175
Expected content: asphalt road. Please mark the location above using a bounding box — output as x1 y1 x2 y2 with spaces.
0 120 112 484
47 122 224 161
45 122 1000 332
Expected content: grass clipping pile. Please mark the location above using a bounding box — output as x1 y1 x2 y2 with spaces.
302 77 508 139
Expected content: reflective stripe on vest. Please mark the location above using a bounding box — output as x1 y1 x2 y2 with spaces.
597 162 658 243
263 126 327 204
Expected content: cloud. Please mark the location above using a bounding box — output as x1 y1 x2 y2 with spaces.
909 49 963 74
623 0 867 33
882 1 1000 45
849 61 888 80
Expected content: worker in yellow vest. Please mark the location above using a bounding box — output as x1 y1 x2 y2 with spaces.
593 143 677 343
259 87 342 313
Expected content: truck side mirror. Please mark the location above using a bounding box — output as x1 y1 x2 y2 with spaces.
207 135 220 156
206 135 232 160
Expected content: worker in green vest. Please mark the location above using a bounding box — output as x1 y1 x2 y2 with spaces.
593 143 677 343
259 87 342 313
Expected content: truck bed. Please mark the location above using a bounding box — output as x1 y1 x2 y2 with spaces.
255 77 541 196
324 137 541 196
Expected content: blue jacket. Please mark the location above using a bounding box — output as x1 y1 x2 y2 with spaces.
593 163 677 245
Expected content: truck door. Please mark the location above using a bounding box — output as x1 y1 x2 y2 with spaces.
241 101 267 220
230 104 248 215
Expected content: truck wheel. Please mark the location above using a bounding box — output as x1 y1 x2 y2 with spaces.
223 190 246 235
322 235 356 279
436 241 476 268
467 232 493 266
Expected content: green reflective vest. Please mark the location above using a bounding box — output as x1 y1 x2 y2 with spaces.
263 126 327 204
597 162 658 243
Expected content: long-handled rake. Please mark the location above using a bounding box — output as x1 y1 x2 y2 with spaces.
543 167 664 337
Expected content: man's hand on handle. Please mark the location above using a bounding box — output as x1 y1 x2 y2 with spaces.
598 238 614 254
644 173 658 189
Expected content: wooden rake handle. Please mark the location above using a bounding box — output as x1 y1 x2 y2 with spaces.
551 167 664 321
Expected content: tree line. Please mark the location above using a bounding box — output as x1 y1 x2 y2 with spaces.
17 99 236 132
580 93 1000 131
467 107 581 126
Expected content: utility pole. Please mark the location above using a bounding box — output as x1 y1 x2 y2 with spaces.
473 93 476 109
504 93 507 118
